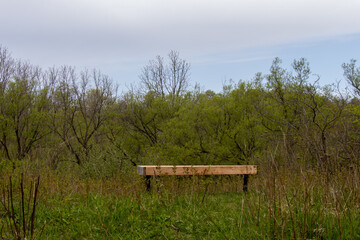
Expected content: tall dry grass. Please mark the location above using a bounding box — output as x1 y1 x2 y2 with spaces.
1 161 359 239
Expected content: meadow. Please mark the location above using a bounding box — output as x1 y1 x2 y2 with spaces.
1 46 360 239
1 162 360 239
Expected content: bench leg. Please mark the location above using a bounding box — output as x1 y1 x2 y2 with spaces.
243 174 249 192
145 176 151 191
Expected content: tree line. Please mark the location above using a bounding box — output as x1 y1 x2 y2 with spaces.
1 45 360 175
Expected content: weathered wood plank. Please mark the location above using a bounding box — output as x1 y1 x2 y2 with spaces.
137 165 257 176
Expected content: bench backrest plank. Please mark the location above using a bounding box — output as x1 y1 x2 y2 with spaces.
137 165 257 176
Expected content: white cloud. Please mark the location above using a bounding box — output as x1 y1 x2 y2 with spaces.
1 0 360 67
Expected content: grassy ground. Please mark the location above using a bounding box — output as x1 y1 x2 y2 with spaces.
1 166 360 239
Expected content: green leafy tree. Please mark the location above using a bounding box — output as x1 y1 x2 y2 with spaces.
0 51 50 164
259 58 346 168
0 46 15 161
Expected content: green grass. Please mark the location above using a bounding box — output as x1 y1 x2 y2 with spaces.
1 167 360 239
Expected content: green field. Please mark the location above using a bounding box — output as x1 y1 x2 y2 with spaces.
1 166 359 239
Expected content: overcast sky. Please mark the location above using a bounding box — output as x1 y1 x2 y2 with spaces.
1 0 360 92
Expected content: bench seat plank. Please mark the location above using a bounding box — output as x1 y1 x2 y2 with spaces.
137 165 257 176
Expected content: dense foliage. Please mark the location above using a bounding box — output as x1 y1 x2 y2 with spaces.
1 46 359 174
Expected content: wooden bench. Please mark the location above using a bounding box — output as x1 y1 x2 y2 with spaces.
137 165 258 192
